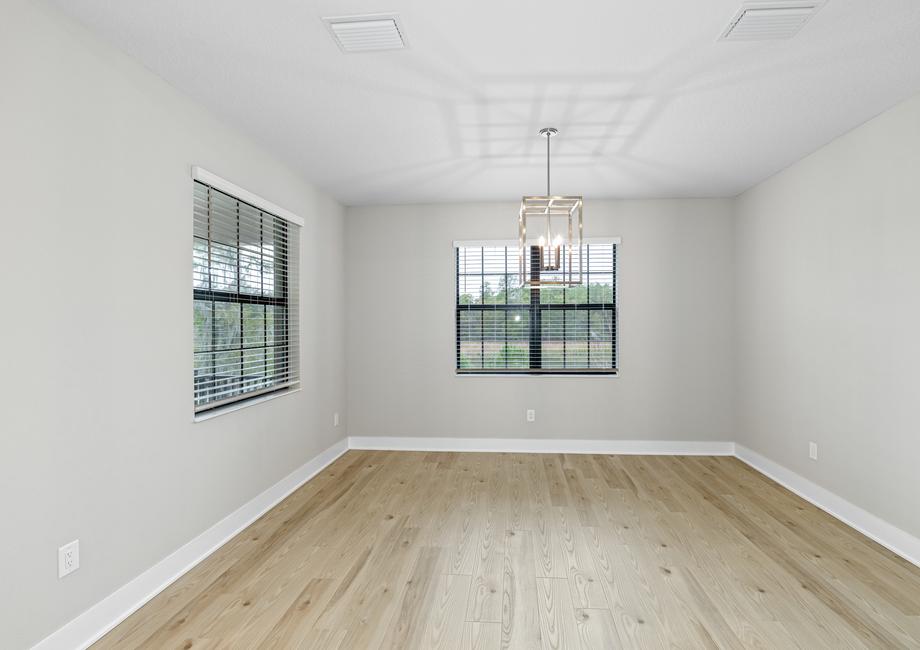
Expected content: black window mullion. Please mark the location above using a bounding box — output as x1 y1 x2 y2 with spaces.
562 287 567 369
275 219 289 382
455 250 461 370
261 212 267 383
586 245 590 302
208 187 216 403
236 200 243 383
193 289 287 307
503 247 508 368
461 302 609 312
612 243 617 369
480 246 484 365
529 246 541 370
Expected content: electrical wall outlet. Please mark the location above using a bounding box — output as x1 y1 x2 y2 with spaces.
809 442 818 461
334 412 340 427
526 409 535 422
58 540 79 578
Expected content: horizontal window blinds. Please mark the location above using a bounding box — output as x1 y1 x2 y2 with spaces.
456 242 617 374
193 180 300 412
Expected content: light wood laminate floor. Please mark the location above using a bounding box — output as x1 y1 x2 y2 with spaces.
94 451 920 649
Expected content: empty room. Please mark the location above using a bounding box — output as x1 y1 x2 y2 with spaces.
3 0 920 648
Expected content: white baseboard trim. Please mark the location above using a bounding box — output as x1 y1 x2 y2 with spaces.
735 444 920 569
32 438 349 650
32 436 920 650
348 436 736 456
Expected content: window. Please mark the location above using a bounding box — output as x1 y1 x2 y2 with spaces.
193 174 300 413
456 240 617 374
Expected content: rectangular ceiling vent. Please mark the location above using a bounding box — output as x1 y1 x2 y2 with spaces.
324 14 407 52
719 1 824 41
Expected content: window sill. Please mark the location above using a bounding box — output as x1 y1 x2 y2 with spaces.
193 387 301 422
455 371 619 378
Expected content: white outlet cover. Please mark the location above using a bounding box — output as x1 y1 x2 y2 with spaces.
809 442 818 461
526 409 535 422
58 539 79 578
334 412 340 427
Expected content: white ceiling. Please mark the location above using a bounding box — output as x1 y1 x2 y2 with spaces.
50 0 920 206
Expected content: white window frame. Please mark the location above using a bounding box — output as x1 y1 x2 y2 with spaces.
191 166 303 421
453 237 620 377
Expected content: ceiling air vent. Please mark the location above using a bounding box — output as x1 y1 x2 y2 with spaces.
323 14 407 52
719 1 824 41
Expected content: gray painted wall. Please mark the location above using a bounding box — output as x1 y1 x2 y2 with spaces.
5 0 920 646
345 200 735 442
0 2 346 647
733 92 920 541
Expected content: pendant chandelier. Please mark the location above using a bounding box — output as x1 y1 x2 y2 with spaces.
518 127 584 287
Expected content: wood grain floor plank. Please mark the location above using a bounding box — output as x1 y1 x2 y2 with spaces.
461 621 502 650
465 464 509 624
501 529 542 649
667 457 907 648
574 607 621 650
554 507 608 610
379 546 445 649
258 577 337 649
536 577 580 650
422 573 472 650
92 451 920 649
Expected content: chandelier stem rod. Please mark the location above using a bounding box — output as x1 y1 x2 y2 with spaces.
546 132 551 196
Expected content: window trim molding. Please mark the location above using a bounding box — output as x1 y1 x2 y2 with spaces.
453 237 621 248
455 371 619 378
454 238 620 376
192 387 302 422
191 168 302 420
191 166 305 227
